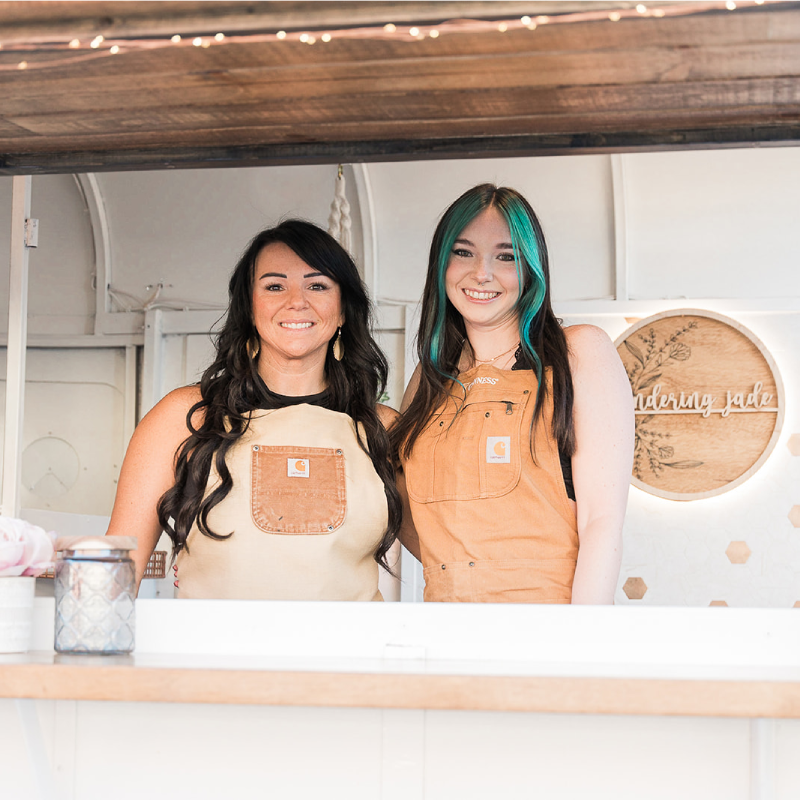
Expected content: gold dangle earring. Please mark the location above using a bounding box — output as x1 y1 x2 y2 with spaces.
247 334 260 361
333 327 344 361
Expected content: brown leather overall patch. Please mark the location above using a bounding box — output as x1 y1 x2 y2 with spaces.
251 446 346 534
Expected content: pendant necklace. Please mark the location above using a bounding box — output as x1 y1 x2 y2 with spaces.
472 341 521 366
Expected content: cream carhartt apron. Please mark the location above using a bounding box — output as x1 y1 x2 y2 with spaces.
176 403 388 600
402 365 578 603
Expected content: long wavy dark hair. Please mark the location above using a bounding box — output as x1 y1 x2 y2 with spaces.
392 184 575 461
157 219 402 572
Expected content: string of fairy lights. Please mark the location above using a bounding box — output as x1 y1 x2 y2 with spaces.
0 0 775 72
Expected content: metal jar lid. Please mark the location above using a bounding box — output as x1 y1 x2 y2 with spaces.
55 536 138 552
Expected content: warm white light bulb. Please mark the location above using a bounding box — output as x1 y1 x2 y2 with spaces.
192 37 202 46
409 27 420 36
609 11 621 21
215 33 225 41
636 4 647 13
110 45 120 54
18 60 27 69
498 22 508 32
307 35 316 44
384 23 397 33
520 16 531 25
726 0 736 8
429 29 439 38
299 33 309 42
321 33 332 42
276 30 287 39
69 39 80 48
171 34 181 43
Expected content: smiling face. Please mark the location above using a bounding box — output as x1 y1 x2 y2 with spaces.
251 242 343 376
445 206 521 337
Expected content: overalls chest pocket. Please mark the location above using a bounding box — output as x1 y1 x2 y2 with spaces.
406 387 532 504
251 445 346 534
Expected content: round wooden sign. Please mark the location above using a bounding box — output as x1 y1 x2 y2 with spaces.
615 309 784 501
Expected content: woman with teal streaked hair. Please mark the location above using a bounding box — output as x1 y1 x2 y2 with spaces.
391 184 633 604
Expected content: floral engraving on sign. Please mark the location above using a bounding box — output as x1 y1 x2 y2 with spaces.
625 321 704 481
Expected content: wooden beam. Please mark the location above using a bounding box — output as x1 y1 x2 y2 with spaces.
2 124 799 176
0 3 798 173
0 1 642 43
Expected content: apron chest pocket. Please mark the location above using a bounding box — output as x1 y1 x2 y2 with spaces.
251 445 346 534
405 391 530 504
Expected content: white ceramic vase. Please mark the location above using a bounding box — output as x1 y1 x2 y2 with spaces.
0 575 36 653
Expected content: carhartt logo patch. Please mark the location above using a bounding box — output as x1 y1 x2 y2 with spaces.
486 437 511 464
287 458 309 477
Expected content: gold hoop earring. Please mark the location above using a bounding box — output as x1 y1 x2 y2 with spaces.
247 336 260 361
333 327 344 361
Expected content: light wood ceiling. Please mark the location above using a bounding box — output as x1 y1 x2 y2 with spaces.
1 1 799 174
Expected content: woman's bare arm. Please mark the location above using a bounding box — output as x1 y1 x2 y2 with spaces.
566 325 634 604
106 386 201 593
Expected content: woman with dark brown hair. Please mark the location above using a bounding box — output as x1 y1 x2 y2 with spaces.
107 219 402 600
392 184 634 604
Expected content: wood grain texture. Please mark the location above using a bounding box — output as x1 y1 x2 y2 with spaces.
616 309 784 500
0 2 799 172
3 659 800 717
0 2 602 42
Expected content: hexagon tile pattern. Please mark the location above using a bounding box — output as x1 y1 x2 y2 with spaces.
787 434 800 456
623 577 647 600
710 600 729 607
726 541 752 564
790 506 800 528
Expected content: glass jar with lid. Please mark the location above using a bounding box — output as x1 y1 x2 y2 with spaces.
54 536 137 654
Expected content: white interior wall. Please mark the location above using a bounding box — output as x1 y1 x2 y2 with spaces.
625 148 800 299
0 175 95 336
97 164 365 314
2 146 799 606
0 347 128 515
368 155 615 304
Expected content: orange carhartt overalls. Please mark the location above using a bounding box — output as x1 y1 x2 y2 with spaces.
402 364 578 603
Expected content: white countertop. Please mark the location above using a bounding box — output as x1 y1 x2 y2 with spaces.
3 598 800 716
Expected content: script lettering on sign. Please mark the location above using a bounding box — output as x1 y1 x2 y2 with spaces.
616 310 784 501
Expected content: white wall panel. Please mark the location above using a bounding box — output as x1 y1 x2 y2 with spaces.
0 348 127 516
625 147 800 299
0 175 95 336
73 702 383 800
96 164 364 314
425 711 750 800
368 154 615 304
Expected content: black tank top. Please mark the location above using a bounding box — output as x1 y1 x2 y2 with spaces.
254 375 331 410
511 347 575 502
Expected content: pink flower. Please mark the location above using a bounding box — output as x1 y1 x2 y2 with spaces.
0 518 56 577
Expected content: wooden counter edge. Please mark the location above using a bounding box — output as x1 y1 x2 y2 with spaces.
3 661 800 717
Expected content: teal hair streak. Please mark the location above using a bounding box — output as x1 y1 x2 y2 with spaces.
496 200 547 387
428 193 486 372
